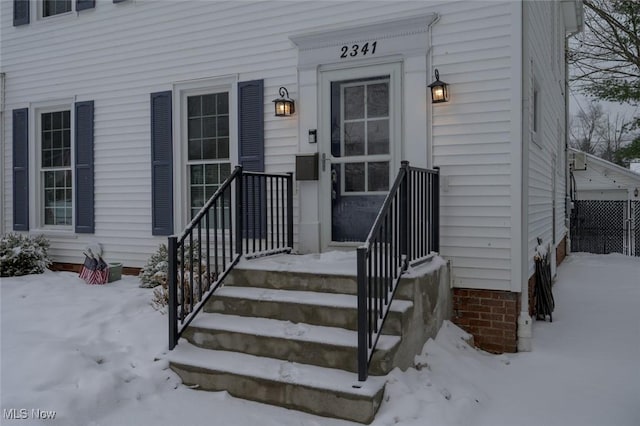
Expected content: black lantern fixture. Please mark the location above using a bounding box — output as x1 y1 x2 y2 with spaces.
428 69 449 103
273 87 295 117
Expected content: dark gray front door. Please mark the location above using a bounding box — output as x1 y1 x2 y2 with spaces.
330 77 391 242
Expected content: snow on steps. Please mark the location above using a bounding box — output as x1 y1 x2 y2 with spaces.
169 271 403 424
204 286 413 335
169 341 386 424
169 255 450 424
183 312 402 374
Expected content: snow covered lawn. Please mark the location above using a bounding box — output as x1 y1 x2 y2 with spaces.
1 253 638 426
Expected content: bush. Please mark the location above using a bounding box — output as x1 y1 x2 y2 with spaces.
139 244 169 289
141 243 217 311
0 233 51 277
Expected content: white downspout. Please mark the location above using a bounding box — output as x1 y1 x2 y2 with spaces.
0 72 5 235
518 1 532 352
427 13 441 169
564 37 572 254
565 13 584 255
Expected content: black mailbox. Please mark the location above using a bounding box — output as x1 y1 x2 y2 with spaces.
295 153 319 181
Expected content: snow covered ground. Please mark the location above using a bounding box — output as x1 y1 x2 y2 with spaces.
1 252 638 426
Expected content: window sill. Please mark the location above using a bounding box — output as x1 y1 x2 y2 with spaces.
30 229 78 240
36 11 77 25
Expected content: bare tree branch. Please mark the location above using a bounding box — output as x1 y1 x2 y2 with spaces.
570 0 640 105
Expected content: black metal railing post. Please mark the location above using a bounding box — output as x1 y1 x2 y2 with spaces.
433 166 440 253
168 168 294 351
356 246 368 382
235 165 243 256
399 161 410 264
356 161 440 381
287 172 294 248
168 236 178 350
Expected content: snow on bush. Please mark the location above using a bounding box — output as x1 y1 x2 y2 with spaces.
139 244 169 289
140 243 216 311
0 233 51 277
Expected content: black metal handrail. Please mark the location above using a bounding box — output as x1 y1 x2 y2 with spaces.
168 165 293 349
357 161 439 381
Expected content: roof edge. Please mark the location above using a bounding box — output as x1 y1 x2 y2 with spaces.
570 147 640 183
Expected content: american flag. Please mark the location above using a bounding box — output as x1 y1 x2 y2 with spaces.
79 254 109 285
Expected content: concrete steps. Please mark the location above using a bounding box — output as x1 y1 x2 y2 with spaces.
170 341 386 424
182 312 401 374
225 268 361 295
168 255 451 424
204 286 412 335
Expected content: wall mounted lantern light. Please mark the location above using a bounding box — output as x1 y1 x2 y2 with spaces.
428 69 449 103
273 87 295 116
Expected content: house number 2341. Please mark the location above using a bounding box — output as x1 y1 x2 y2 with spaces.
340 42 377 59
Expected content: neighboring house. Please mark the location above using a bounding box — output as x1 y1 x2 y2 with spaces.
569 148 640 257
1 0 583 354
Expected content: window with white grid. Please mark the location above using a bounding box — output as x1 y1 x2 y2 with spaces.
40 110 72 226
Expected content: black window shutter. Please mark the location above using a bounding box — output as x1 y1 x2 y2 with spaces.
238 80 265 238
75 101 95 234
238 80 264 172
77 0 95 12
13 0 29 26
12 108 29 231
150 91 173 236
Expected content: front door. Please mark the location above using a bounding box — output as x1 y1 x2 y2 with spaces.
320 64 401 244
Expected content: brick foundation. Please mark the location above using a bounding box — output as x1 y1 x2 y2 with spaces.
50 262 140 276
452 289 519 353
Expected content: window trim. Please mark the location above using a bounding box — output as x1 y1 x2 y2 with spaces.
172 76 238 231
531 70 543 150
29 100 75 232
185 92 232 221
39 0 73 20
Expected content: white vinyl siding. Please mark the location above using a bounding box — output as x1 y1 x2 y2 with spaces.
431 2 519 291
571 148 640 201
2 0 523 276
524 0 569 279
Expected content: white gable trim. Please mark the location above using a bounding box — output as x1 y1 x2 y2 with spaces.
290 13 438 70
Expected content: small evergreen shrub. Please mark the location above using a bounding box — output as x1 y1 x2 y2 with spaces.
141 243 216 311
0 233 51 277
139 244 169 289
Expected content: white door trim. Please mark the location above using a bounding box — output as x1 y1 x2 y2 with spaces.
318 62 403 249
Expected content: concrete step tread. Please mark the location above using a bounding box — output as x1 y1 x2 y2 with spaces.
169 340 385 397
216 286 413 312
190 313 401 351
237 253 357 276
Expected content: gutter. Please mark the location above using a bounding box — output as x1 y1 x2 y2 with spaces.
0 72 4 235
564 3 585 253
